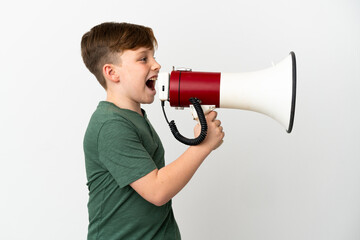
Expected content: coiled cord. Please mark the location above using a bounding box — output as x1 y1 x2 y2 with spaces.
161 98 208 146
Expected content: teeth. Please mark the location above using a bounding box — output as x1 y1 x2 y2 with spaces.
148 77 157 81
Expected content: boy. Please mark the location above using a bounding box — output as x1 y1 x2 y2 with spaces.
81 22 224 240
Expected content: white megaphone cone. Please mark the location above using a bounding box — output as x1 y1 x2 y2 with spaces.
220 52 296 132
158 52 297 145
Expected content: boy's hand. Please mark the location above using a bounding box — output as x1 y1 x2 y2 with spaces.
194 111 224 150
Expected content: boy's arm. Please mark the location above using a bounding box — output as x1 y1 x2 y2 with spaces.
130 111 224 206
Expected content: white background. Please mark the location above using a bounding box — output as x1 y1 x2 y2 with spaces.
1 0 359 239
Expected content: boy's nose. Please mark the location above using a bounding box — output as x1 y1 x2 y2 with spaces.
152 60 161 71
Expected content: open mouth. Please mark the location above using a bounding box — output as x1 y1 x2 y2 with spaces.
146 76 157 90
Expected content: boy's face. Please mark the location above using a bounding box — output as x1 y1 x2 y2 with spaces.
114 47 161 105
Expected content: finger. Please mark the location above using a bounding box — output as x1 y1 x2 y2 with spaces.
214 120 221 127
206 111 218 121
219 126 223 132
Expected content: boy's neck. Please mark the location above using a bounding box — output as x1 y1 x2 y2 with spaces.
106 94 143 116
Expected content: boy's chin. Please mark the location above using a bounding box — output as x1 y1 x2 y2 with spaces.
142 96 155 104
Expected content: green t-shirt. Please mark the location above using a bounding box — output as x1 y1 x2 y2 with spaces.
83 101 181 240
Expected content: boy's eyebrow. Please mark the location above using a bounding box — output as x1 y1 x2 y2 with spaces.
136 49 154 55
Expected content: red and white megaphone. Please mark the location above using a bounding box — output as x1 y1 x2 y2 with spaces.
158 52 297 145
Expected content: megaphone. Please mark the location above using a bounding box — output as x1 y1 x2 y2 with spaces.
158 52 297 145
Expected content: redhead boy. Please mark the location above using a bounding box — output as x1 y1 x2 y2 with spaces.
81 22 224 240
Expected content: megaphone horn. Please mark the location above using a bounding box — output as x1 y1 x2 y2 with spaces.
158 52 297 145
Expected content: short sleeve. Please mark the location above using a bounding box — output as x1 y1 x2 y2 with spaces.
98 119 157 188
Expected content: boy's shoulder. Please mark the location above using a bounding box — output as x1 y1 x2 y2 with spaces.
84 101 140 148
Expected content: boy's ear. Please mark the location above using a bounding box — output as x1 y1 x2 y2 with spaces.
103 64 120 83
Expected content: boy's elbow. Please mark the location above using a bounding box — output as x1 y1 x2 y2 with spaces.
132 187 169 206
149 194 171 207
152 200 167 207
130 170 172 206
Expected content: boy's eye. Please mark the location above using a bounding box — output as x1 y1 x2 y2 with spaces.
140 57 147 62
